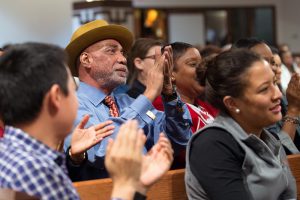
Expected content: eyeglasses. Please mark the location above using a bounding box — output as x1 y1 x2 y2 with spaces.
143 55 156 60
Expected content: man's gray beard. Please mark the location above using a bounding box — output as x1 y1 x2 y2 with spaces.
92 72 127 91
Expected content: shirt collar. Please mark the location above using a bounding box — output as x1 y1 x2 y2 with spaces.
4 126 65 166
77 81 107 106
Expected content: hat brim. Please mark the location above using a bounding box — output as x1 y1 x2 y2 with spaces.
66 24 133 76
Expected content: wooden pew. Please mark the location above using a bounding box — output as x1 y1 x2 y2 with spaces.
74 156 300 200
287 154 300 200
73 169 187 200
0 189 38 200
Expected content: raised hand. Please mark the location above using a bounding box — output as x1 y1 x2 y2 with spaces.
282 73 300 140
143 47 168 102
286 73 300 116
162 45 175 95
70 115 114 156
105 120 146 199
140 133 174 189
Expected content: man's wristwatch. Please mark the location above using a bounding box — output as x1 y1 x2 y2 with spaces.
68 147 86 165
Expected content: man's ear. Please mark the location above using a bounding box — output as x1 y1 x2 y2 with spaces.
223 96 239 113
80 52 92 69
47 84 63 115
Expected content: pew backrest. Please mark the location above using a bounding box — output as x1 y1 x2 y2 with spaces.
287 154 300 200
73 169 187 200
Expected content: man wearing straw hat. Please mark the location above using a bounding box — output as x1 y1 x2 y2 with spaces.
64 19 192 181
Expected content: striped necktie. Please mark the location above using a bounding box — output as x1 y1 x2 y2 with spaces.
104 96 120 117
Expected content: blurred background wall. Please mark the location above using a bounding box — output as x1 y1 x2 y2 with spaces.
0 0 300 52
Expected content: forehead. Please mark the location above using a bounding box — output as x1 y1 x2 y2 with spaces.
89 39 123 50
250 43 272 58
273 54 281 62
244 60 274 87
179 48 201 60
283 51 292 57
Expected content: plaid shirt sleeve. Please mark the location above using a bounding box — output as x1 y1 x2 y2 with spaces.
8 160 80 200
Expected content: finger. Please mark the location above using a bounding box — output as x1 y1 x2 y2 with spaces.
115 120 137 152
135 129 146 155
162 46 172 71
113 121 127 148
124 120 139 152
155 51 166 73
159 137 174 162
105 138 114 167
165 46 173 71
157 133 173 152
77 115 90 129
154 46 161 65
95 125 115 135
94 120 113 131
106 138 114 157
95 130 114 141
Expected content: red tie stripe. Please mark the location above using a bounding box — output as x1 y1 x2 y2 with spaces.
104 96 120 117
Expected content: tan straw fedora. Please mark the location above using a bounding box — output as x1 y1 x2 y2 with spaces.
66 19 134 76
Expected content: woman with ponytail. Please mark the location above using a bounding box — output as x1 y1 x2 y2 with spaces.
185 49 296 200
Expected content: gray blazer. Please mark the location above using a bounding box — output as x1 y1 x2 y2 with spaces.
185 114 297 200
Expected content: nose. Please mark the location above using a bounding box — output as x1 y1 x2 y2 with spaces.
117 52 127 65
272 84 282 101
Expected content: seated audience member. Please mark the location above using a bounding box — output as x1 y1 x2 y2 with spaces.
186 49 296 200
153 42 218 122
63 20 192 181
127 40 218 168
278 43 290 52
0 42 173 200
294 56 300 69
151 42 217 168
0 42 82 199
232 38 300 154
280 50 300 93
126 38 164 98
270 46 283 90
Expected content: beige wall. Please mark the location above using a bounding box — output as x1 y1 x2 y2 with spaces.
0 0 73 48
1 0 300 52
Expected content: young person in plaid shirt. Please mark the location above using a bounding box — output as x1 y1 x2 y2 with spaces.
0 43 80 199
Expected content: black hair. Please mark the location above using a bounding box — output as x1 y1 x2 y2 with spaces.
270 46 279 55
232 38 266 50
197 49 262 113
200 45 221 58
167 42 195 71
0 42 69 126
